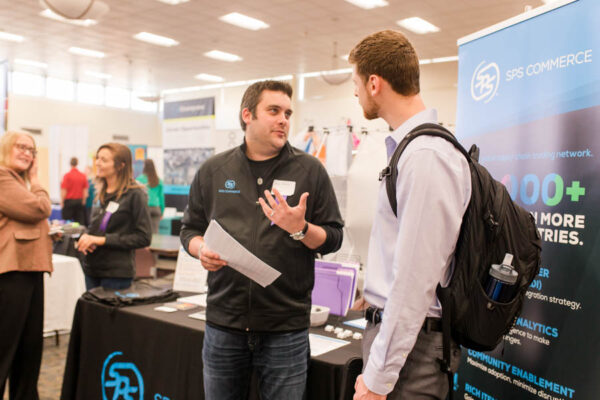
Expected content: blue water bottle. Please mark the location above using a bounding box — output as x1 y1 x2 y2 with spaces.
484 253 518 303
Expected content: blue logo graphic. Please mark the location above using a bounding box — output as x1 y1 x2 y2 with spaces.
471 61 500 103
102 351 144 400
225 179 236 190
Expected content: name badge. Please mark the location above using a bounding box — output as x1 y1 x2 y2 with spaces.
272 180 296 196
106 201 120 213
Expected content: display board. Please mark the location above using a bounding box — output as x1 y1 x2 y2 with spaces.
454 1 599 399
162 97 215 207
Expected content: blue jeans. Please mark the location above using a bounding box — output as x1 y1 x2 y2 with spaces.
202 324 309 400
84 275 132 291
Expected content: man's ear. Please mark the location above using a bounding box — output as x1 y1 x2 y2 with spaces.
367 75 382 96
241 107 253 125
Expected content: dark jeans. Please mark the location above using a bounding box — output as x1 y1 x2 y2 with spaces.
0 271 44 400
62 199 86 225
84 275 132 291
202 324 309 400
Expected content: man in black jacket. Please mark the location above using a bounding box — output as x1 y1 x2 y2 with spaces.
180 80 344 400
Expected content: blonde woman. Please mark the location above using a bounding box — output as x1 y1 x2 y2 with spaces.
77 143 152 290
0 131 52 398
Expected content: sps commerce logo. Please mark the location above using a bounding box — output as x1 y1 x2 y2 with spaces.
102 351 144 400
471 61 500 103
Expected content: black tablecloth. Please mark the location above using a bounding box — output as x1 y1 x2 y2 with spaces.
61 298 363 399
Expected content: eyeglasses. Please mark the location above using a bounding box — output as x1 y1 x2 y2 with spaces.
14 143 37 157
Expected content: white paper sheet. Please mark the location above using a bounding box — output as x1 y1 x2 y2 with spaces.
177 294 207 307
343 318 367 330
203 220 281 287
308 334 350 356
188 311 207 321
173 247 208 293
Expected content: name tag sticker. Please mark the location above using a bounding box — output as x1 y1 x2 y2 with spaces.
106 201 120 213
272 180 296 196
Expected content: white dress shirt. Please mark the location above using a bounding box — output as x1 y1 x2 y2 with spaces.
362 109 472 394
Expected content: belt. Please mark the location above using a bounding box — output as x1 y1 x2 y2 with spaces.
364 306 442 333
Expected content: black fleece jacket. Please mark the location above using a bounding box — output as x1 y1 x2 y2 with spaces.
181 141 344 332
84 187 152 279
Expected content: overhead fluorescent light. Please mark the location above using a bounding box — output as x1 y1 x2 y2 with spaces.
39 9 97 27
133 32 179 47
301 68 352 78
432 56 458 63
397 17 440 34
419 59 432 65
162 74 293 95
344 0 388 10
86 71 112 80
155 0 189 4
0 31 25 43
15 59 48 69
219 12 269 31
204 50 242 62
69 46 105 58
195 73 225 82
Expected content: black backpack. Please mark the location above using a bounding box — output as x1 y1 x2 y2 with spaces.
380 123 542 395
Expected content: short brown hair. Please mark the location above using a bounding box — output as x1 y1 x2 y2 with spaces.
239 80 293 131
96 143 142 203
70 157 78 166
349 30 420 96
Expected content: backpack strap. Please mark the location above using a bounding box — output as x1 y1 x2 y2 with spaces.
380 123 470 217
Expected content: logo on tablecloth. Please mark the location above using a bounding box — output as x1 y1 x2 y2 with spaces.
102 351 144 400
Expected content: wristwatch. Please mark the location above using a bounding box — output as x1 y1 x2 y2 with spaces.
289 222 309 241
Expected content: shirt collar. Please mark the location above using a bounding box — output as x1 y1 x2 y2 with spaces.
385 109 438 158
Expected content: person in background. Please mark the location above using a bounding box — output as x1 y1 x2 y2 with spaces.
77 143 152 290
181 80 344 400
84 166 96 227
0 131 53 399
136 158 165 234
60 156 88 225
349 30 470 400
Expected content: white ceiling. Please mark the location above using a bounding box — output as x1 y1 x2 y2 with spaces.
0 0 545 92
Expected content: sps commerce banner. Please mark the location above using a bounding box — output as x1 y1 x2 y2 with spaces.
455 1 599 400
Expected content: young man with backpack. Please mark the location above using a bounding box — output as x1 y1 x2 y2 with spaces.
350 30 472 400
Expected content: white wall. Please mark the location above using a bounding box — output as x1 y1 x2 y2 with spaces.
162 62 458 142
294 62 458 135
7 94 161 152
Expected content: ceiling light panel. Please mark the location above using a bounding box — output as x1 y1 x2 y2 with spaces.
155 0 190 4
39 9 97 27
0 31 25 42
219 13 269 31
86 71 112 79
204 50 242 62
432 56 458 63
69 47 105 58
133 32 179 47
344 0 388 10
195 73 225 82
397 17 440 34
15 59 47 68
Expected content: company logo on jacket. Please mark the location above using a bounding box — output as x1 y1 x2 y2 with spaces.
471 61 500 103
219 179 241 194
102 351 144 400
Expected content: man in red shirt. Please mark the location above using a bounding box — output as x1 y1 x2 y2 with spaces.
61 157 88 225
